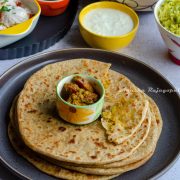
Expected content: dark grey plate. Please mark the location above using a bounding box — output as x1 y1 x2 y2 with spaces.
0 48 179 180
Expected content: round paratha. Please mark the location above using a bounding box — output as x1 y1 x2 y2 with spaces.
16 59 153 165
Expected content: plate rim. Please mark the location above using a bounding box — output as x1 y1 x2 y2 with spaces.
0 48 180 180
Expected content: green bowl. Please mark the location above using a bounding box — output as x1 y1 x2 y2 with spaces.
56 74 105 125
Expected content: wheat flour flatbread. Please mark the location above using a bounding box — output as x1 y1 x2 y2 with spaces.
8 122 120 180
8 99 151 178
16 59 152 165
48 70 162 169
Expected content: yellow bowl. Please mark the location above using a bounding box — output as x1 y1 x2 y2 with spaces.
0 0 41 48
79 1 139 50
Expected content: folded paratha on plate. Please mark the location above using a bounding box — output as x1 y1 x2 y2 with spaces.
15 59 156 165
42 70 162 171
8 59 162 179
9 99 154 179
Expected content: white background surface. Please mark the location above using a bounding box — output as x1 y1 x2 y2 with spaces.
0 1 179 180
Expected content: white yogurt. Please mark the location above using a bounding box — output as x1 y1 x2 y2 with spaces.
83 8 134 36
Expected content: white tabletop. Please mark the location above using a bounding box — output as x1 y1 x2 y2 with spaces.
0 2 179 180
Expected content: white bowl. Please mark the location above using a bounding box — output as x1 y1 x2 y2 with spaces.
0 0 41 48
154 0 180 65
105 0 158 11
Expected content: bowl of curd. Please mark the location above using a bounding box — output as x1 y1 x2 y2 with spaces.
79 1 139 50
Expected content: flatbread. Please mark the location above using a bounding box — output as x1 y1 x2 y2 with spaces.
46 70 162 169
60 152 153 175
45 94 161 170
8 100 152 178
7 61 163 179
16 59 152 165
9 103 153 177
8 122 120 180
9 59 162 178
101 84 149 145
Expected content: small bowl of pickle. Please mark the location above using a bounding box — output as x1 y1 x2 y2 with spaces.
56 74 105 125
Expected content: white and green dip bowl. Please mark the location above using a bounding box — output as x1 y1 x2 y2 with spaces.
56 74 105 125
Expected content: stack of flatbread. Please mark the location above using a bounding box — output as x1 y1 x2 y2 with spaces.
8 59 162 180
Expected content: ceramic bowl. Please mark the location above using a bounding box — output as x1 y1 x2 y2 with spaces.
0 0 41 48
56 74 105 125
37 0 70 16
154 0 180 65
104 0 158 11
79 1 139 50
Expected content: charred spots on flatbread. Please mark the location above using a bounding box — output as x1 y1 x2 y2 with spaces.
58 126 66 132
68 135 76 144
75 128 82 131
